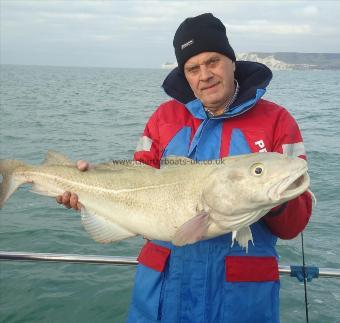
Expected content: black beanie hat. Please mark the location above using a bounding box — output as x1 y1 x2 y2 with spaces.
173 13 236 73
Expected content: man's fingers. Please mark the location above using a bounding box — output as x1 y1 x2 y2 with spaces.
62 191 71 204
57 191 81 211
70 194 79 209
77 160 89 171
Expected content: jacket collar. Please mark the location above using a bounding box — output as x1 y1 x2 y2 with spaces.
162 61 273 119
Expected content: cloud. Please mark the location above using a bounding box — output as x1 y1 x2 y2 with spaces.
296 5 319 18
92 35 114 42
230 21 312 35
37 12 97 22
1 0 339 67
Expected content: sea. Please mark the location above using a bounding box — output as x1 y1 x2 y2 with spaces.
0 64 339 323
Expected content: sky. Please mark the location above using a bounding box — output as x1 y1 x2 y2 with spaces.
1 0 339 68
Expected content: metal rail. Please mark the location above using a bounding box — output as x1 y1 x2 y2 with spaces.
0 251 340 278
0 251 138 265
280 265 340 279
1 251 339 279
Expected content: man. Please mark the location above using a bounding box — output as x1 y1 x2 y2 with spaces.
58 13 312 323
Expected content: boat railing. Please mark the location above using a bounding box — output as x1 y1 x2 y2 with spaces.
1 251 339 281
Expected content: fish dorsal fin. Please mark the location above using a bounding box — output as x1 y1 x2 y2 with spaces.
80 207 136 243
43 150 74 166
161 156 194 168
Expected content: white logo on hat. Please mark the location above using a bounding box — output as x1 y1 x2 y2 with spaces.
181 39 194 50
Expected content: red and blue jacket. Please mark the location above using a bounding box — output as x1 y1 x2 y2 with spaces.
127 61 313 323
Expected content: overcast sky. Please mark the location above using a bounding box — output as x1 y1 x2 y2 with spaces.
1 0 339 68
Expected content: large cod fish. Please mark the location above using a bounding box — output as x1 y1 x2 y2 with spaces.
0 151 311 250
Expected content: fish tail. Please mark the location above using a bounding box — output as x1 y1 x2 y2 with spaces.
0 159 28 208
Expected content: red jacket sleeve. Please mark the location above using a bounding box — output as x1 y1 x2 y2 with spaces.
263 108 313 239
134 109 161 168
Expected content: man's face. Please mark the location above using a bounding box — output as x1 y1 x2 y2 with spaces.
184 52 236 116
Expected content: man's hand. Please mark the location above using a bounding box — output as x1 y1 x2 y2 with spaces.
55 160 90 211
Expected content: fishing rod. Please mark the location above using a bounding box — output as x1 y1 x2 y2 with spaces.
1 251 340 279
301 232 309 323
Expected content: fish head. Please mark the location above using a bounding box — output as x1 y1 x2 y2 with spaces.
202 152 310 216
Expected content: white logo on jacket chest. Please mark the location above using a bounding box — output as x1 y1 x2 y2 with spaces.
254 139 267 152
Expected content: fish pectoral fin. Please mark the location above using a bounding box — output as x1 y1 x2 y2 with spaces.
172 212 210 246
80 207 136 244
232 226 253 253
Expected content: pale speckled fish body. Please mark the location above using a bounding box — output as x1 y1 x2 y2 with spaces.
0 151 311 249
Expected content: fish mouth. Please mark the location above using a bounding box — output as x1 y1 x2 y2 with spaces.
269 167 310 202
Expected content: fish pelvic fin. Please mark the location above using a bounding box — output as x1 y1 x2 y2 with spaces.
80 207 136 243
231 226 253 253
0 159 28 208
172 212 210 246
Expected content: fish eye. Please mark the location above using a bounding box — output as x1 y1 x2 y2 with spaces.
251 163 264 176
